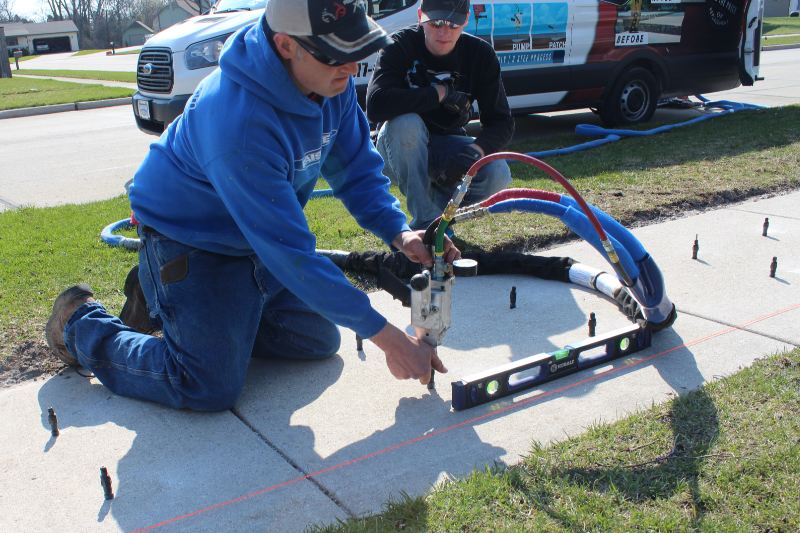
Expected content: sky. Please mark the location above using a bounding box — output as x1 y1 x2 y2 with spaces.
10 0 47 21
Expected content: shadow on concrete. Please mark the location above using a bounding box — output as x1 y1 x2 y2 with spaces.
31 280 706 530
237 355 508 519
35 356 347 532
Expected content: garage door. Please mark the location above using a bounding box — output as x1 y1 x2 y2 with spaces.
32 36 72 54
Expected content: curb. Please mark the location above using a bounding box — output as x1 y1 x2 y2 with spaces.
761 43 800 51
0 97 131 120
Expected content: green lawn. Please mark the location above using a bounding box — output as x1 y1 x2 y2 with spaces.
763 34 800 46
71 48 141 56
763 16 800 35
315 348 800 532
7 54 35 64
14 68 137 83
72 49 106 56
0 77 133 110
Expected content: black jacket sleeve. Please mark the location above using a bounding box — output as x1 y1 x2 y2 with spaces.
366 34 440 123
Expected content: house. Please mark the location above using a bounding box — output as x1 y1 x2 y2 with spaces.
122 21 154 47
1 20 79 55
152 0 210 32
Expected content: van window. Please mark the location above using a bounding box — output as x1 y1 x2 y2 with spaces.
213 0 266 13
368 0 417 21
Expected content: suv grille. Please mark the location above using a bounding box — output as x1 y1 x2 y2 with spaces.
137 48 173 93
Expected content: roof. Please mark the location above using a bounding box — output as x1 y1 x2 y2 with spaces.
0 20 80 38
177 0 202 14
124 20 155 33
159 0 202 16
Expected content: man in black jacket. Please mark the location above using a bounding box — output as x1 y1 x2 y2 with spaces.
367 0 514 230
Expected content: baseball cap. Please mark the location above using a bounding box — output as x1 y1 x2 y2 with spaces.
265 0 392 64
420 0 470 26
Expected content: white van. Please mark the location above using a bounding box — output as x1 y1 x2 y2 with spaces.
133 0 763 135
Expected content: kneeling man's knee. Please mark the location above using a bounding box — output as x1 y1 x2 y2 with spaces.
382 114 428 149
305 324 341 360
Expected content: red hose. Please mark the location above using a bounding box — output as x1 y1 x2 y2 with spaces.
477 188 561 207
466 152 608 241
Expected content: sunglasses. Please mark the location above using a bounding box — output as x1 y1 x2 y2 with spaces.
293 37 347 67
427 19 462 29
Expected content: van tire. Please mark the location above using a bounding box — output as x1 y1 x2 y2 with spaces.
600 67 659 127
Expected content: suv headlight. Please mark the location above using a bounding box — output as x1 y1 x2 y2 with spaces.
185 34 232 70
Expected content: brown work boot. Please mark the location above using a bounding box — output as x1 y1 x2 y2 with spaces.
44 284 95 366
119 265 159 334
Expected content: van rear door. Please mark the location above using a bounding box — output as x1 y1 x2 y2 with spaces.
739 0 764 86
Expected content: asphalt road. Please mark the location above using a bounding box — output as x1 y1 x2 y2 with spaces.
0 106 153 211
0 49 797 212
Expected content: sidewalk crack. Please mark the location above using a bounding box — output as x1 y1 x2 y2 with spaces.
230 407 357 519
676 308 800 347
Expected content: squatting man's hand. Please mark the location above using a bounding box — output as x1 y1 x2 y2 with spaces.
367 230 460 383
434 83 472 125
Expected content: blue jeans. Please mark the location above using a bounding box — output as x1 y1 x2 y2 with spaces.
376 113 512 230
63 228 340 411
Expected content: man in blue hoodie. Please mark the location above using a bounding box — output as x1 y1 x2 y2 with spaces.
44 0 457 411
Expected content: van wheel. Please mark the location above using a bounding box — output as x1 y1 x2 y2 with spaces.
600 67 659 127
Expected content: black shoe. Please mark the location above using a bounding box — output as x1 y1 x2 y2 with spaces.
120 265 159 334
45 284 95 366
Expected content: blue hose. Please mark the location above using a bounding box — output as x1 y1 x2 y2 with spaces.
100 218 141 251
486 199 639 279
521 96 764 159
483 197 673 325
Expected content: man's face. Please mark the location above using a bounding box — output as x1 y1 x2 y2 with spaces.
291 47 358 98
274 34 357 98
419 9 468 57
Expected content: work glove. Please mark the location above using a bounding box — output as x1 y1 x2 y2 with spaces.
438 84 472 127
433 145 482 188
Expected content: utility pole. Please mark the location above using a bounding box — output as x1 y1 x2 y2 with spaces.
0 27 13 78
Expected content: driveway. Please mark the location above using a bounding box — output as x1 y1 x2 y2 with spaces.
21 50 138 72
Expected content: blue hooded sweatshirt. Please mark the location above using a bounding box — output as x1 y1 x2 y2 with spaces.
129 17 410 339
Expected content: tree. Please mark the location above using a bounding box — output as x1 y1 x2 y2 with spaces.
0 0 33 22
43 0 108 47
130 0 168 29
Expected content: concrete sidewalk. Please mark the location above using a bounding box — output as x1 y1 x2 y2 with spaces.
1 191 797 532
